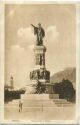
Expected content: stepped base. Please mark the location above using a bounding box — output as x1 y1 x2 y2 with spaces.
21 94 59 107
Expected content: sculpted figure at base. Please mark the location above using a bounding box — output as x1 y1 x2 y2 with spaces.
31 23 45 46
30 69 50 81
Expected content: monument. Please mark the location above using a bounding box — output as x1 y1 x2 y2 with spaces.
21 23 59 106
29 23 51 94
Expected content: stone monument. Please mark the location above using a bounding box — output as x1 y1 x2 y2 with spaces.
29 23 50 94
21 23 59 106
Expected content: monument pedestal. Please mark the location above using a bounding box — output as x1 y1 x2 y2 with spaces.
29 45 50 94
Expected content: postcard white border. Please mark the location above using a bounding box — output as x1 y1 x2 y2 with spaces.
0 1 79 124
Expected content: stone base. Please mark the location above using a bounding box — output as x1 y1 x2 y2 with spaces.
21 94 59 107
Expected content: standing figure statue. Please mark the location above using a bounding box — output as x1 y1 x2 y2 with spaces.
31 23 45 46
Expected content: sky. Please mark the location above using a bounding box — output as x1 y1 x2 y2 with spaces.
5 4 76 88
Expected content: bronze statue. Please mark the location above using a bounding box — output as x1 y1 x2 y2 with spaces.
31 23 45 46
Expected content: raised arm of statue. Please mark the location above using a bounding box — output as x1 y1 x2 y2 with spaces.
31 24 36 28
31 24 38 35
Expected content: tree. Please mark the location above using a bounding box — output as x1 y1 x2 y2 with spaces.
52 79 75 102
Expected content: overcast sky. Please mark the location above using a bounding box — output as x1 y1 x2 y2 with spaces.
5 4 76 88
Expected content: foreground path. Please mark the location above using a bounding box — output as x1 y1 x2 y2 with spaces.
4 99 75 123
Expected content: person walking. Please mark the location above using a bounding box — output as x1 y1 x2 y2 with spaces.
19 100 23 112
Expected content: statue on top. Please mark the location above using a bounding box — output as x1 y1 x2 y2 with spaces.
31 23 45 46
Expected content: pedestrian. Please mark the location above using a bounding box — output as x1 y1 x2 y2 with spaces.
19 100 23 112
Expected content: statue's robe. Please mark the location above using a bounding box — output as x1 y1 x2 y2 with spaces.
34 27 45 37
34 26 45 45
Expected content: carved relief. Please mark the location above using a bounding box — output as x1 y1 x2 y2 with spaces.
30 69 50 80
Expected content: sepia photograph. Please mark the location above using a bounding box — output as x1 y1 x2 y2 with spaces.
4 3 76 123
